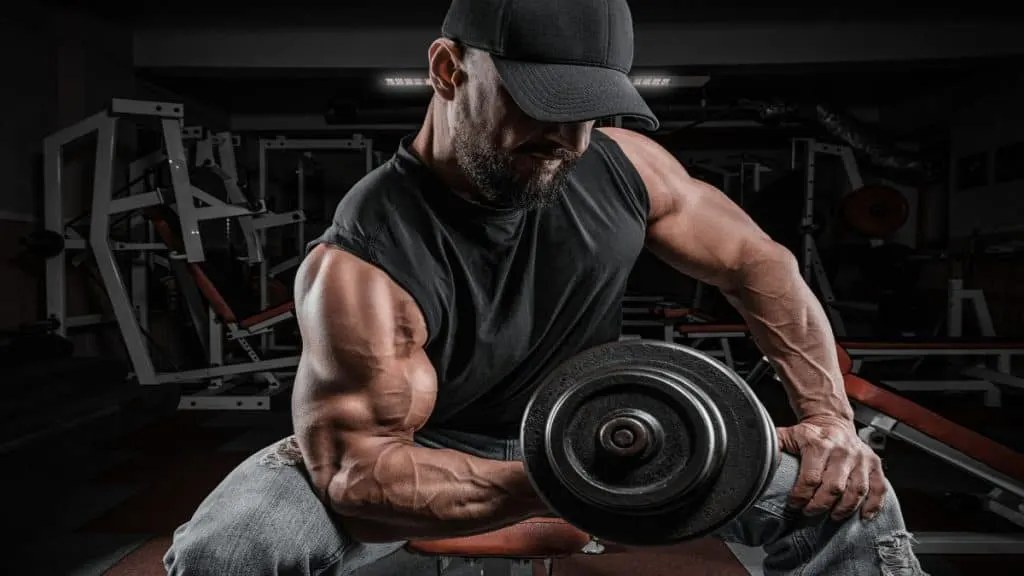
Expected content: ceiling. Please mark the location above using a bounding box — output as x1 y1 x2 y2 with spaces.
48 1 1018 183
128 55 1021 187
48 0 1021 27
137 57 1006 124
102 0 1018 126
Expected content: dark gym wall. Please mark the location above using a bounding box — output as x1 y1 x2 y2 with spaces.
0 8 134 330
949 70 1024 239
942 71 1024 336
0 15 51 220
1 12 52 331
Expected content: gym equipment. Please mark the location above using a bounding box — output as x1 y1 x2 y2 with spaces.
733 138 873 338
45 100 271 336
406 517 592 576
647 281 1023 407
521 339 778 546
841 185 910 239
710 137 1024 404
664 318 1024 410
145 205 297 407
405 341 776 575
748 346 1024 555
256 135 374 353
621 286 757 373
621 297 753 373
842 275 1024 408
187 130 278 267
790 138 869 337
42 99 301 409
184 130 306 392
841 339 1024 409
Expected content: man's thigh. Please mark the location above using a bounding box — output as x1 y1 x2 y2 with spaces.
166 430 515 576
164 436 404 576
715 452 925 576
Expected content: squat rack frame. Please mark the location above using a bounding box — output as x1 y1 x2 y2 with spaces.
255 135 374 350
44 99 299 408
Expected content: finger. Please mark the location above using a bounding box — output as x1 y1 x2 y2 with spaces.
776 426 799 455
803 445 855 516
860 456 888 520
830 458 870 520
789 444 829 510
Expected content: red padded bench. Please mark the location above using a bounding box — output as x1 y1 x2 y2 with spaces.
836 346 1024 483
405 517 591 558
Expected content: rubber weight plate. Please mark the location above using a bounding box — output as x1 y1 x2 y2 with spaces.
521 340 778 546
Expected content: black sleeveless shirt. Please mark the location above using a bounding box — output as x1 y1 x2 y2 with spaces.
310 130 649 438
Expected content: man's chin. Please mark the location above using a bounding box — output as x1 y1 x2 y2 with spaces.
514 185 566 210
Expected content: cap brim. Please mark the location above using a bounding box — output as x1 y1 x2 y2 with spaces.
491 58 660 131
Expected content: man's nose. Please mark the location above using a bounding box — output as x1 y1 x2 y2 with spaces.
549 122 592 156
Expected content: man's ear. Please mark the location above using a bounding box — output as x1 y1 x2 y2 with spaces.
428 39 465 100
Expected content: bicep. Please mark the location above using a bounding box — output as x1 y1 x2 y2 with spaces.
291 245 437 493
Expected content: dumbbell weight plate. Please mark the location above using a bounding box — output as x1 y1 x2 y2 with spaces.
521 340 778 546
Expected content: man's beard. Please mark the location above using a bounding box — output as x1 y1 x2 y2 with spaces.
453 129 579 211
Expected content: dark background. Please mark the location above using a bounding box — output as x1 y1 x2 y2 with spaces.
2 2 1024 574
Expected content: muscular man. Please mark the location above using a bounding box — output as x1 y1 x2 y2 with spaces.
165 0 927 574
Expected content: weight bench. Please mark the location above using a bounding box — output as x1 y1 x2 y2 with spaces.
148 206 296 335
144 205 299 408
835 345 1024 554
709 328 1024 407
838 338 1024 407
673 323 749 370
838 338 1024 362
650 306 717 328
405 517 598 575
621 304 712 341
620 303 750 373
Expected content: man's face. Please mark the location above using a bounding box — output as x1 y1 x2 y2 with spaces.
447 50 594 210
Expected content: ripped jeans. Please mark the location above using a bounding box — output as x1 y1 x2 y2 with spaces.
164 429 926 575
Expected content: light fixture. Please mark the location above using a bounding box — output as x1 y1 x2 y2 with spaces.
383 77 431 87
631 75 710 89
631 76 672 88
381 74 709 90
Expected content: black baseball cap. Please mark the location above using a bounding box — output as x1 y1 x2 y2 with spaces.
441 0 660 131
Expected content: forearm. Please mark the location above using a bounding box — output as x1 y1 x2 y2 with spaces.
725 254 854 422
330 443 546 542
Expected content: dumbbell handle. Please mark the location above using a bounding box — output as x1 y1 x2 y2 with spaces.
746 356 776 385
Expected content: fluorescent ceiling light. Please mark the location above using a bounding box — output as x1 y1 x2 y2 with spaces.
632 75 710 88
382 74 709 89
383 77 431 87
632 76 671 87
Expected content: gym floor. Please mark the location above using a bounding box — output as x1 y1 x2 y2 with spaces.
4 377 1021 575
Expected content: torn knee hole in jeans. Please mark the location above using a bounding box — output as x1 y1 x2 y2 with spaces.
876 531 925 576
258 436 304 468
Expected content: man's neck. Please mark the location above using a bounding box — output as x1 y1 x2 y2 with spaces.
411 100 478 201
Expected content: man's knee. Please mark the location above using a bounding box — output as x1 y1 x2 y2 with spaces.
835 481 926 575
758 453 910 529
164 438 345 575
165 504 349 575
165 507 291 575
794 473 925 575
865 481 922 562
727 453 925 572
873 479 906 525
164 528 235 576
